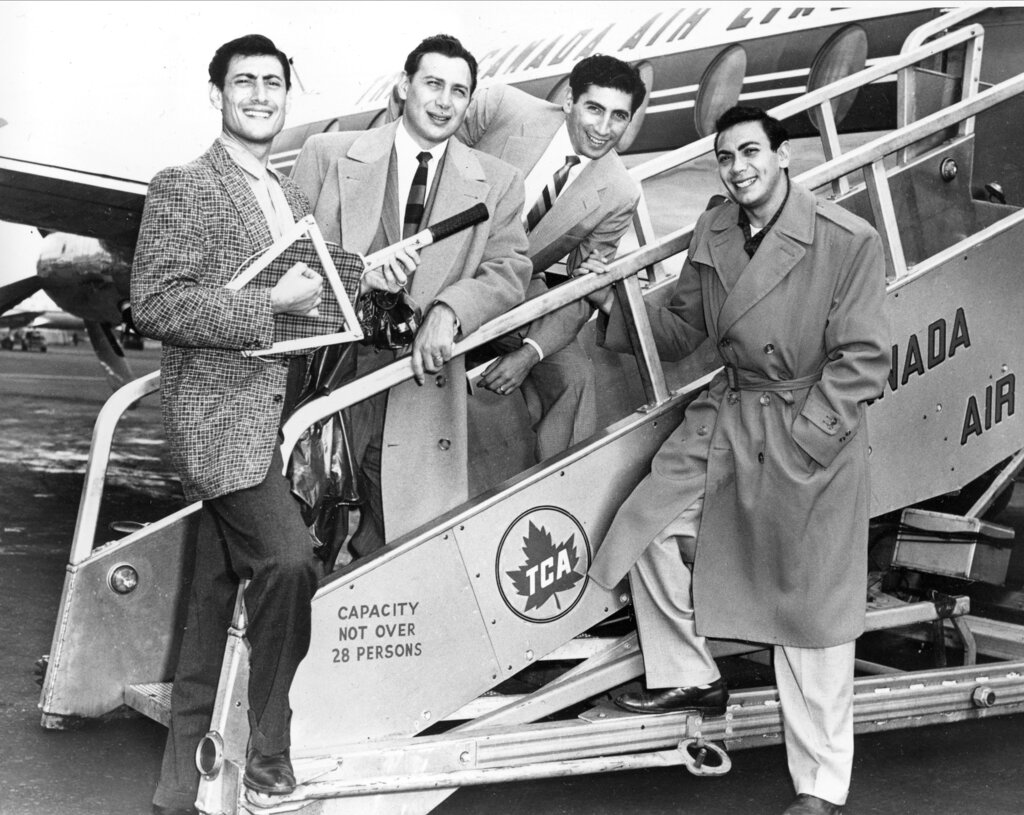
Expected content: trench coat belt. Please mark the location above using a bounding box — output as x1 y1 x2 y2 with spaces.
723 365 823 394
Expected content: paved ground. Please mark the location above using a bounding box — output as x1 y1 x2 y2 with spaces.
3 345 1024 814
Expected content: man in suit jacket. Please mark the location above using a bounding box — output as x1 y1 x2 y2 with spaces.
132 36 364 814
456 55 645 462
587 107 889 815
292 34 532 557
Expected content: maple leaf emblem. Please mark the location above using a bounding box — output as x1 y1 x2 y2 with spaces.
506 521 583 611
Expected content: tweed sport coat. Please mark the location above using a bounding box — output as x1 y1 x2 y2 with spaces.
590 184 890 647
292 122 532 540
132 140 358 502
457 84 642 356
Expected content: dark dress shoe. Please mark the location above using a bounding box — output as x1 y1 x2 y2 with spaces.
243 748 296 796
782 793 844 814
152 805 198 815
615 677 728 715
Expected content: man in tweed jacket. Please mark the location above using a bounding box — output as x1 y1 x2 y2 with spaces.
131 35 361 814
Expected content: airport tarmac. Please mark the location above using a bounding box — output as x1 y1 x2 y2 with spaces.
2 344 1024 815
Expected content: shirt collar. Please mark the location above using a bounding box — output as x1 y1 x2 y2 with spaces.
738 177 790 231
553 123 592 172
395 118 449 165
738 178 791 257
218 135 281 182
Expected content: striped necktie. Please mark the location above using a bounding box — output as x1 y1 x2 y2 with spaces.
525 155 581 233
403 151 432 239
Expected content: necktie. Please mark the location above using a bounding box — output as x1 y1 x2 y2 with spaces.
525 155 581 233
403 151 432 240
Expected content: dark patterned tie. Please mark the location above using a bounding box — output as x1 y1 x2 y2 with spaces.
525 155 581 233
403 151 432 240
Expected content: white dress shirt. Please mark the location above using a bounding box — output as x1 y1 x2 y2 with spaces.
219 136 294 240
521 122 590 225
394 119 449 230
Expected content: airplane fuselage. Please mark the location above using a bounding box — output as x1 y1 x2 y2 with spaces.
268 5 937 175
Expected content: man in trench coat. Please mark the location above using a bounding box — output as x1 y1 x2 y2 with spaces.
587 106 890 815
292 34 532 556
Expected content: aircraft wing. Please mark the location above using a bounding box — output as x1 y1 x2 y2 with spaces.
0 155 147 241
0 308 44 330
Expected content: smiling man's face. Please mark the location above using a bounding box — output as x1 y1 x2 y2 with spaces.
562 84 633 161
210 54 290 150
715 120 790 225
398 51 472 149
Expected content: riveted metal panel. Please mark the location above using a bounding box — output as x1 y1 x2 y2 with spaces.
868 220 1024 515
290 534 500 748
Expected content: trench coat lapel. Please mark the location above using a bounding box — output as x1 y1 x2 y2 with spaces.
410 138 488 304
339 122 398 253
714 184 816 339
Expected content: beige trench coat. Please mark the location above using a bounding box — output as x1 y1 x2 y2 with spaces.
589 184 890 646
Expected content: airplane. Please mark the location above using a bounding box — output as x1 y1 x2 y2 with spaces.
0 3 941 388
0 306 86 333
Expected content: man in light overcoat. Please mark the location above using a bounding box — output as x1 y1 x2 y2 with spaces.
291 34 532 556
456 55 644 461
587 106 890 815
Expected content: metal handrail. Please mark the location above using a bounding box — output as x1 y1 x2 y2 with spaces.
900 7 987 55
283 70 1024 456
70 370 160 565
624 18 984 281
628 21 983 185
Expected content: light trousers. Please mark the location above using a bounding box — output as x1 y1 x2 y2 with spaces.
629 496 855 805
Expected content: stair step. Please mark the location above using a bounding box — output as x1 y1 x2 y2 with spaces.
125 681 171 726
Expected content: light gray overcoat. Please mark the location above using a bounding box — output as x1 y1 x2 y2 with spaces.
590 184 890 646
291 123 532 540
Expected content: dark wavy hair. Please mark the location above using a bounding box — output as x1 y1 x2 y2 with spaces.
404 34 478 93
569 55 646 114
208 34 290 90
714 106 789 152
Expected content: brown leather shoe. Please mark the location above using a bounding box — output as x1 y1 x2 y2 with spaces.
243 748 296 796
614 677 728 716
782 793 844 814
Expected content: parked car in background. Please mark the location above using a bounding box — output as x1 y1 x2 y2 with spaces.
1 329 47 352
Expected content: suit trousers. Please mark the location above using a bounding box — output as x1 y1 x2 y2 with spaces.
153 446 319 810
472 332 597 462
346 388 388 557
629 495 854 805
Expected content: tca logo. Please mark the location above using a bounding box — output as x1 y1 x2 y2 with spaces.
495 506 591 623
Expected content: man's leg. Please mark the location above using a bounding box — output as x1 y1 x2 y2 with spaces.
628 497 720 687
775 641 856 807
346 392 387 558
521 337 597 462
153 509 238 811
206 448 319 760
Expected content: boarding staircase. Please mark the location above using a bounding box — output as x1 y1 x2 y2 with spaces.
40 8 1024 814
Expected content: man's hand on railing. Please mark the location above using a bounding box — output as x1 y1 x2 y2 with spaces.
410 302 458 385
573 254 616 314
476 343 539 396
